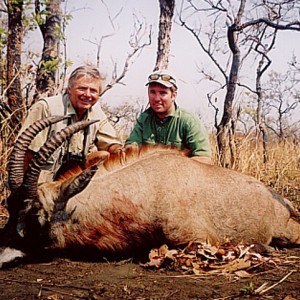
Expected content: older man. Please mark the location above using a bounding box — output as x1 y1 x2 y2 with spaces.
19 65 122 182
125 70 212 164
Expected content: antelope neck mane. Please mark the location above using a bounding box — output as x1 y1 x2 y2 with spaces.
102 144 187 172
57 145 188 182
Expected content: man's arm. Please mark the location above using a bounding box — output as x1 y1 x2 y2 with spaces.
94 118 123 152
184 114 212 162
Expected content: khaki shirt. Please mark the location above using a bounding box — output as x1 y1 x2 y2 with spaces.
19 93 122 180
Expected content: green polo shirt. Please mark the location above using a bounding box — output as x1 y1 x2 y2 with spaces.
125 104 211 157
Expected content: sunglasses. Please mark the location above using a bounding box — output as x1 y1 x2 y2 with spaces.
148 73 176 84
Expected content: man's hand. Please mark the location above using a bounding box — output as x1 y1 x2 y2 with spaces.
85 150 110 168
124 144 139 153
107 143 124 154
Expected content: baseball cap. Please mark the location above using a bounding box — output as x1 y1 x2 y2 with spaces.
146 70 177 89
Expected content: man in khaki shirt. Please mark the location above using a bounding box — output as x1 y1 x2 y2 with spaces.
20 65 122 182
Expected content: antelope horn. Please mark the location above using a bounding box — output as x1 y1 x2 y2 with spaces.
22 119 99 199
8 116 69 191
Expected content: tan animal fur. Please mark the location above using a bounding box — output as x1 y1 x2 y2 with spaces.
34 147 300 254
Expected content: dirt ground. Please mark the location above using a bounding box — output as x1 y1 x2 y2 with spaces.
0 246 299 300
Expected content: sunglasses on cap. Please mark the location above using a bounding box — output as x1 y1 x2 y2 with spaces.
148 73 176 84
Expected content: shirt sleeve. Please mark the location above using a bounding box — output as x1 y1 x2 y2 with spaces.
18 101 50 152
185 115 211 157
94 116 123 151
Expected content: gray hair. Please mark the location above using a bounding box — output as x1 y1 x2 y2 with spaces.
68 65 105 94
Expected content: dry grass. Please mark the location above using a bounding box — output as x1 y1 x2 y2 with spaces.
211 136 300 209
0 139 13 205
247 142 299 200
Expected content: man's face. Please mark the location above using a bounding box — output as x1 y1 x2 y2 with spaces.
68 75 100 118
148 83 177 118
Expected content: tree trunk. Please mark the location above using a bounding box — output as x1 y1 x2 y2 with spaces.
256 61 269 164
155 0 175 70
35 0 62 99
7 0 24 130
216 24 240 167
216 1 245 167
0 11 5 96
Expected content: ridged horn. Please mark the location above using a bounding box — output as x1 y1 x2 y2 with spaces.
22 119 99 199
8 116 69 191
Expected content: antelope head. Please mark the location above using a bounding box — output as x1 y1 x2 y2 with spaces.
2 116 100 250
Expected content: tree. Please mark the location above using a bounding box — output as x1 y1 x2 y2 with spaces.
0 4 7 96
179 0 300 167
252 30 276 163
81 2 151 95
34 0 62 99
264 71 300 141
7 0 24 131
154 0 175 70
101 13 152 95
102 100 143 140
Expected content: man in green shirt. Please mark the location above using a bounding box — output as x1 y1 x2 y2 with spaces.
125 70 212 164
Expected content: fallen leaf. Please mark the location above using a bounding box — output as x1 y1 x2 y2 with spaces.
223 259 251 273
149 248 159 260
47 295 58 300
165 249 178 259
283 296 297 300
235 270 252 278
158 244 169 256
147 257 164 268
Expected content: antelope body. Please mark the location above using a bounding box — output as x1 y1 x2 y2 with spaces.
1 117 299 263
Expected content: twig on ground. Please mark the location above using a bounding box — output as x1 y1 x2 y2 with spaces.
254 269 296 295
0 276 90 291
39 285 87 299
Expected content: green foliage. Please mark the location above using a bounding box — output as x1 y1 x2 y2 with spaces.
30 0 51 28
240 281 255 295
63 13 73 23
243 107 256 118
23 14 38 31
0 28 7 48
34 11 48 27
54 23 64 40
40 58 60 74
63 59 73 70
21 1 44 31
12 0 24 5
58 13 73 42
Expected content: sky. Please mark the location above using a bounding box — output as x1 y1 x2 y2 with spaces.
26 0 300 128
